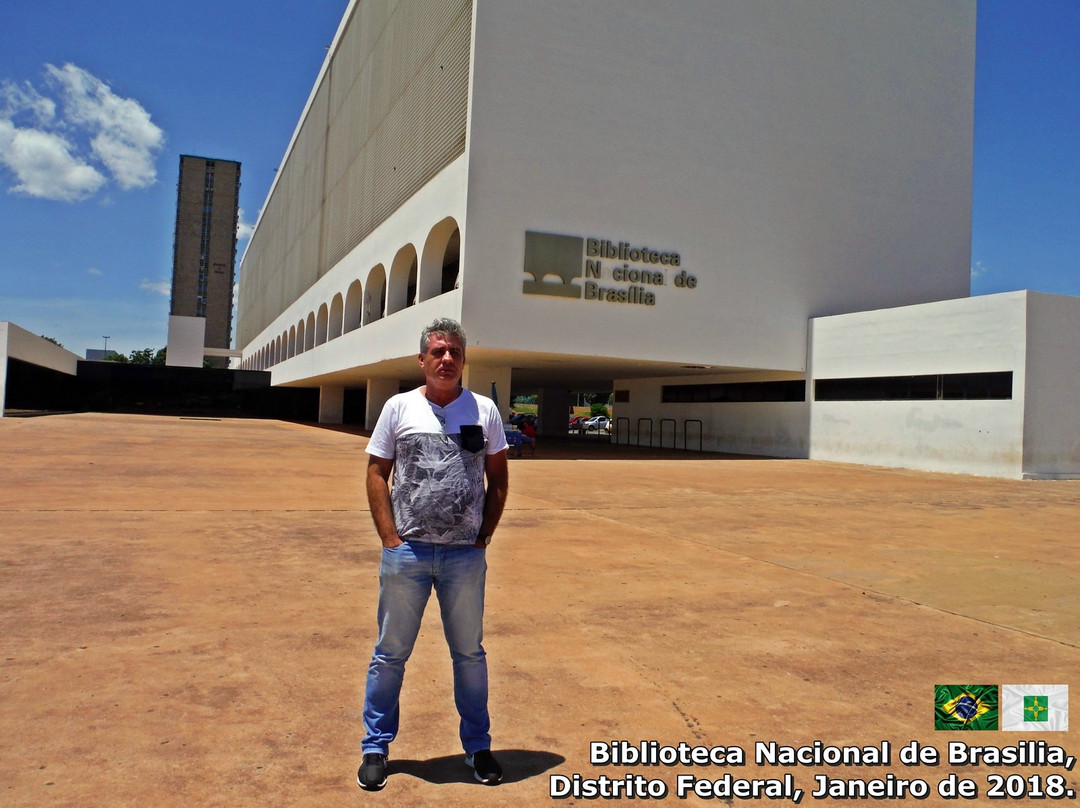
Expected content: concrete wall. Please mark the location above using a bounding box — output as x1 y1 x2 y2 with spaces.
1022 293 1080 479
614 372 810 458
166 315 207 368
462 0 975 371
808 293 1029 477
1 322 80 415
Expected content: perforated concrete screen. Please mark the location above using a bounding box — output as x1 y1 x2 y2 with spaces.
238 0 471 345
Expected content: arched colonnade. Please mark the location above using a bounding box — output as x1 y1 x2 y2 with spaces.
242 217 461 370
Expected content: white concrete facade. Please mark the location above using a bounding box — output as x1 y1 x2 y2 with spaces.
808 294 1026 478
1017 294 1080 479
460 0 974 370
609 293 1080 479
166 315 207 368
231 1 1080 479
237 0 976 418
807 292 1080 479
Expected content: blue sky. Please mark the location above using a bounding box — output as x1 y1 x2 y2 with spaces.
1 1 1077 357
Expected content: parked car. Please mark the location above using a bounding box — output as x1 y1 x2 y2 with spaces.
568 415 588 431
582 416 610 432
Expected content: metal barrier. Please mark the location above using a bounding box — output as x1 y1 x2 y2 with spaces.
684 419 703 452
659 418 677 449
611 417 703 452
636 418 653 448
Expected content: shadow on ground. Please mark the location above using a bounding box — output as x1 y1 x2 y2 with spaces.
389 750 565 785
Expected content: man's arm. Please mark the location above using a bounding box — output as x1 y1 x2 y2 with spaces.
366 455 402 548
476 449 509 548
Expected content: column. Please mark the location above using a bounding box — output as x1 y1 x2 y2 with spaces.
538 387 571 437
318 384 345 425
462 364 512 422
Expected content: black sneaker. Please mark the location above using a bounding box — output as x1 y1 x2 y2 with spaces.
357 753 388 791
465 749 503 784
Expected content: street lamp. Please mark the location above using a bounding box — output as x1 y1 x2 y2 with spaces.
102 336 110 353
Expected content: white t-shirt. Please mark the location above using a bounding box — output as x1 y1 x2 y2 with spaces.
366 387 508 544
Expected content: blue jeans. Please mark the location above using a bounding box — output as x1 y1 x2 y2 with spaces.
362 541 490 755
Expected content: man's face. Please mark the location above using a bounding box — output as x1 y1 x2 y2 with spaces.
419 333 465 389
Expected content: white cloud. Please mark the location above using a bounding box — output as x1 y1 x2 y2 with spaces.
0 118 106 201
0 63 164 201
237 216 255 243
1 80 56 126
139 278 171 296
45 63 164 190
87 267 103 276
970 260 988 281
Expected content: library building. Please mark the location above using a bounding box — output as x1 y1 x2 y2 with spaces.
232 0 1080 480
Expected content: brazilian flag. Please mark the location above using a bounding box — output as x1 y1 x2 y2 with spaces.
935 685 999 730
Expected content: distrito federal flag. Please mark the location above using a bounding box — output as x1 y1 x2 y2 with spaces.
1001 685 1069 731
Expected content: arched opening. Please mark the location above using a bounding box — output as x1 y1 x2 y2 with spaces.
387 244 418 315
288 325 297 358
344 280 363 332
296 319 306 354
363 264 387 325
441 228 461 294
316 303 329 345
329 293 345 340
305 313 316 351
419 217 461 302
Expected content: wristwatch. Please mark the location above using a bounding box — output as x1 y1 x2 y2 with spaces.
477 533 492 547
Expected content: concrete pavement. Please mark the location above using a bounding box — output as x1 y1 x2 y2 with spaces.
1 413 1077 806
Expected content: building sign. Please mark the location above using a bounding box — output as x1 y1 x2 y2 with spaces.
523 230 698 307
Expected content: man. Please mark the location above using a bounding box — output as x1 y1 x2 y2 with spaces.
358 318 509 791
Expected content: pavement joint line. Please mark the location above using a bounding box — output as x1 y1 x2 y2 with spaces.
624 654 709 742
584 508 1080 652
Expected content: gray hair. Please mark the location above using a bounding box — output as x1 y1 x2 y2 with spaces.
420 318 467 355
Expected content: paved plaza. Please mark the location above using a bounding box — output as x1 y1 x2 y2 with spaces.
1 413 1077 807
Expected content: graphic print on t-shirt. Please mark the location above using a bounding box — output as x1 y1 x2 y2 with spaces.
391 432 486 544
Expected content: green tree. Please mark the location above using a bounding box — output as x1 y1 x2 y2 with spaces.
39 335 63 347
103 352 128 363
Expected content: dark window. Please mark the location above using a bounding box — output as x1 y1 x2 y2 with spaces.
661 380 806 404
814 371 1012 401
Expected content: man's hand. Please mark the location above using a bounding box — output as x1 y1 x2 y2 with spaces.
476 450 509 549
